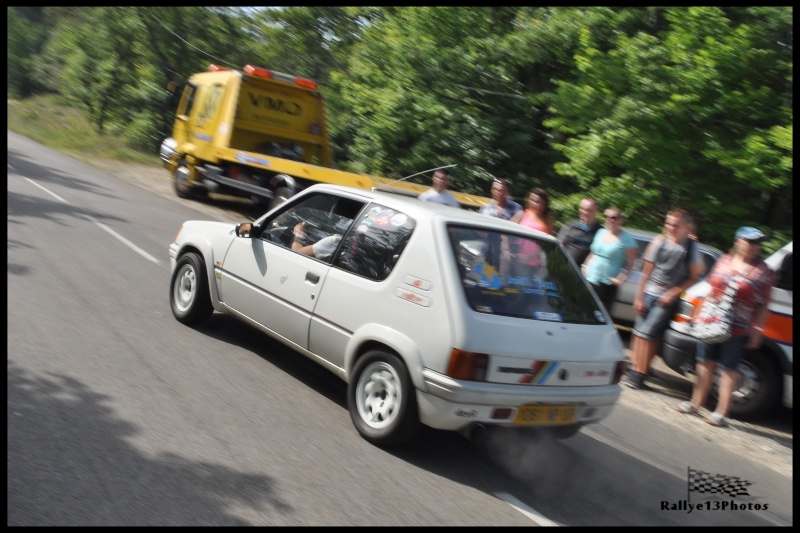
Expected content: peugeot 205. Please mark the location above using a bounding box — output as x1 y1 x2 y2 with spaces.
169 184 627 446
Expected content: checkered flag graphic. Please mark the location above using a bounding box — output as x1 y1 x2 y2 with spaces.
689 467 753 497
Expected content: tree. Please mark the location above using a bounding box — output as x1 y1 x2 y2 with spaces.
544 7 792 247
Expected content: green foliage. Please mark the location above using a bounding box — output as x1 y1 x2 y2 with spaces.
543 6 792 249
6 6 792 251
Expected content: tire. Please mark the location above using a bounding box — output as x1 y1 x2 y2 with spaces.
174 159 192 199
269 185 293 211
716 350 781 420
170 252 213 325
348 350 421 446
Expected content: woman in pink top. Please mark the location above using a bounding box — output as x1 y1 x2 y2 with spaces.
509 188 556 278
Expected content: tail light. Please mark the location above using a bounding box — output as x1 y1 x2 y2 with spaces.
673 296 702 324
208 64 231 72
446 349 488 381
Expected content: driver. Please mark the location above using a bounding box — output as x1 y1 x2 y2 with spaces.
291 221 341 260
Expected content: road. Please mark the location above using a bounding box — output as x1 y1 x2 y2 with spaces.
7 131 793 526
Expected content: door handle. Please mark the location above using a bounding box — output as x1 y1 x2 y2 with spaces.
305 272 320 284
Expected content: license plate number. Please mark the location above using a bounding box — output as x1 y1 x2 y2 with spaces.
514 405 576 426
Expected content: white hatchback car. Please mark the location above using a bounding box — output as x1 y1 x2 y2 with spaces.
169 184 627 446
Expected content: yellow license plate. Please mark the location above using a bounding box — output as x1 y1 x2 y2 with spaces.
514 405 576 426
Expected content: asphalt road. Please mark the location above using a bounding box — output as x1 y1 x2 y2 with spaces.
7 131 793 526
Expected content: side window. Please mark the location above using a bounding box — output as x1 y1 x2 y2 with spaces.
333 204 416 281
776 252 792 291
700 251 718 279
632 237 650 272
260 192 364 262
177 82 196 117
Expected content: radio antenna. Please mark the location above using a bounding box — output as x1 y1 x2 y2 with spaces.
372 164 457 190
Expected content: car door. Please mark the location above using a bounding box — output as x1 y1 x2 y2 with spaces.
219 192 365 350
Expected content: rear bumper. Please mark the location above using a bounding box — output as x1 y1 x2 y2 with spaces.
416 368 621 431
661 326 698 374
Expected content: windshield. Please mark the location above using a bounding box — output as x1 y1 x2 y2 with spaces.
447 224 607 325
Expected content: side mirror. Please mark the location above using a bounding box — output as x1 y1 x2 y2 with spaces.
235 222 262 238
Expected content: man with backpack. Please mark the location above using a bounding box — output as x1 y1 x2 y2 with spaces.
623 208 706 389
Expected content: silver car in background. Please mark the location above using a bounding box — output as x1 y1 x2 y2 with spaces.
608 228 723 325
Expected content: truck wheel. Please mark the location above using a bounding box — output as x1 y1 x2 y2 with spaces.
170 252 213 325
174 159 193 199
348 350 421 446
269 186 293 211
718 350 781 420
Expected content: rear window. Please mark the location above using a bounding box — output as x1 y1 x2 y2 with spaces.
447 225 607 324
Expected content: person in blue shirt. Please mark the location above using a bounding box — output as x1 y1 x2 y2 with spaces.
582 206 637 312
478 178 522 276
479 178 522 221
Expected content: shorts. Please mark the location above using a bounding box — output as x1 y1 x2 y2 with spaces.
696 335 747 371
633 293 678 341
590 282 619 313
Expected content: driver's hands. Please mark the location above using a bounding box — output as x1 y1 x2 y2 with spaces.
294 221 306 240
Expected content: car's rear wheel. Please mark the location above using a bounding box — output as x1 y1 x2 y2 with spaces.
348 350 420 446
170 252 213 325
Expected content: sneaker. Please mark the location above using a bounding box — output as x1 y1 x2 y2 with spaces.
676 401 699 415
706 412 728 427
622 371 646 390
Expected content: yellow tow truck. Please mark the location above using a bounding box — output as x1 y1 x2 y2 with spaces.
160 64 490 210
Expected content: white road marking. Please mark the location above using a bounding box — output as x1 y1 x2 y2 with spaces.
83 214 161 265
23 176 68 203
18 175 161 265
494 491 561 526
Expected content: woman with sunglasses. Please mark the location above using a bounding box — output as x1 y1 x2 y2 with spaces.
582 207 637 312
676 227 774 427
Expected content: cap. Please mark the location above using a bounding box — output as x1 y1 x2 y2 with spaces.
735 226 767 242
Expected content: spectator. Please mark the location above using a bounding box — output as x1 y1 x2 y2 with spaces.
479 178 522 221
676 227 774 427
480 178 522 275
418 168 460 208
505 188 555 280
624 208 705 390
582 206 637 312
510 187 555 235
558 197 601 266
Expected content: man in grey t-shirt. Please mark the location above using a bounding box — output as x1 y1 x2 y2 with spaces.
418 168 461 208
623 208 705 390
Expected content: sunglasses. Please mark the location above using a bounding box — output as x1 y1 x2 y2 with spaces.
605 215 621 220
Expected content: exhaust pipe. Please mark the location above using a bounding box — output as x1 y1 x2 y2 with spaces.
462 423 489 443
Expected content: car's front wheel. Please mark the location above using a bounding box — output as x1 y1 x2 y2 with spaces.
722 349 781 420
170 252 213 325
348 350 420 446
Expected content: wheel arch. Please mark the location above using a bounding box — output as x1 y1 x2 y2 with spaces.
344 325 426 391
173 241 222 310
760 336 792 378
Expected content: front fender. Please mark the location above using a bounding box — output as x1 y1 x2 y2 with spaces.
173 221 237 310
345 324 427 392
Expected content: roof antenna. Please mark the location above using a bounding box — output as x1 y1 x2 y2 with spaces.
371 164 458 191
